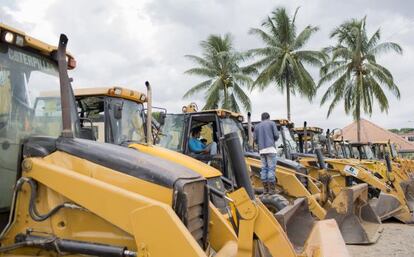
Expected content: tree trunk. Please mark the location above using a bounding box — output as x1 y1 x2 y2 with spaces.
223 85 228 110
357 117 361 142
356 74 362 142
286 76 291 121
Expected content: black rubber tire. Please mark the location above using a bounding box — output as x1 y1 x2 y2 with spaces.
259 193 289 214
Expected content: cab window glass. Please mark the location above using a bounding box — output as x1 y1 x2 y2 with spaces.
158 114 185 152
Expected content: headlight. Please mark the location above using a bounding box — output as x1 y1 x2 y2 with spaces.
182 106 187 113
3 31 14 43
140 94 146 102
238 116 244 122
114 88 122 95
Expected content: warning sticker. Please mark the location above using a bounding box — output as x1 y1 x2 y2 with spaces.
344 165 358 177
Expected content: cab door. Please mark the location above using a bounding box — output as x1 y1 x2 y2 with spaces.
184 113 225 172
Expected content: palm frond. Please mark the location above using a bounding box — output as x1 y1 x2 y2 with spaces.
294 50 325 66
368 42 403 56
184 67 216 78
248 28 277 46
233 83 252 111
203 79 222 110
318 64 348 86
183 79 213 99
293 26 319 50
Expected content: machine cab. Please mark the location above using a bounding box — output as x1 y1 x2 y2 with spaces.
74 87 147 145
0 25 76 232
349 142 376 160
158 107 246 184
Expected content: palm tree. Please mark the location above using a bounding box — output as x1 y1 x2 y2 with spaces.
248 7 325 120
320 17 402 141
183 34 256 112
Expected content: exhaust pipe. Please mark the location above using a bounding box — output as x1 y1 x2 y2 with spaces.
57 34 74 138
304 121 308 154
326 129 333 157
384 153 392 173
224 132 255 200
247 112 253 150
315 148 327 170
145 81 152 146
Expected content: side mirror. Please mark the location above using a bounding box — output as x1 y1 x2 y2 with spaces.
159 112 166 126
114 103 123 120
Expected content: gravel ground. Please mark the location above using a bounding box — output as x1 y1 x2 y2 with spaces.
347 222 414 257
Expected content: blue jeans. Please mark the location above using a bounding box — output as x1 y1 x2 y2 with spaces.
260 153 277 182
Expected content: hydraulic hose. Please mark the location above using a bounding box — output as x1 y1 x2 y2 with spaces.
16 178 83 222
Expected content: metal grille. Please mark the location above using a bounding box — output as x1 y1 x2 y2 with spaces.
173 180 209 249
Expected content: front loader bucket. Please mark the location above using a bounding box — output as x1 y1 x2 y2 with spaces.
373 191 414 223
302 219 351 257
275 198 316 251
400 178 414 211
325 184 382 244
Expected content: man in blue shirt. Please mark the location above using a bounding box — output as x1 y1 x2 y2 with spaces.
254 112 279 195
188 127 217 154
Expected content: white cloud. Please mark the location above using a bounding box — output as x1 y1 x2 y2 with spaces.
2 0 413 130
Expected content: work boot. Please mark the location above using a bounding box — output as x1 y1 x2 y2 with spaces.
262 181 269 195
268 181 276 195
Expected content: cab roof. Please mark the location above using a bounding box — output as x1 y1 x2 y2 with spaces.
349 142 372 146
183 107 244 121
294 127 324 134
272 119 292 126
0 23 76 69
371 141 390 145
74 86 147 103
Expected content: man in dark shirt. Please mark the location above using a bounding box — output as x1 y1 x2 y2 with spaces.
253 112 279 194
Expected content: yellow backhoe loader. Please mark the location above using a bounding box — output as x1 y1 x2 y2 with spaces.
371 141 414 178
294 126 414 224
72 88 350 256
0 23 256 257
346 141 414 223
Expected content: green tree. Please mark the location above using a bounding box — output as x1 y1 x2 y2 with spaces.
320 17 402 141
248 7 324 120
183 34 256 112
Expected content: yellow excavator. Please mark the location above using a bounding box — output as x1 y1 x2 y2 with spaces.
72 87 350 256
294 126 414 224
0 23 258 257
145 103 379 245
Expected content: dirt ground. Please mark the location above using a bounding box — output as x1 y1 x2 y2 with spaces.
347 222 414 257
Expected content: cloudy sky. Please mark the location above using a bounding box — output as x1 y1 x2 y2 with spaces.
2 0 413 130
